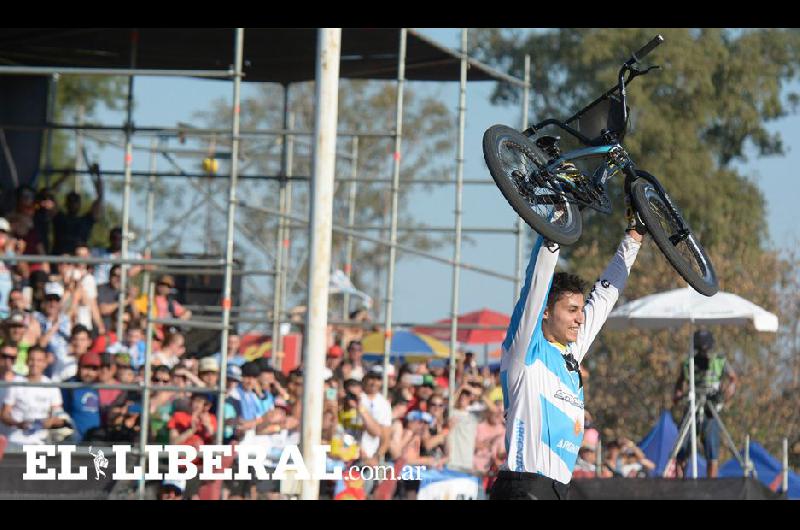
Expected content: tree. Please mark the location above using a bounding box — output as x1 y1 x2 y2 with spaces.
473 28 800 459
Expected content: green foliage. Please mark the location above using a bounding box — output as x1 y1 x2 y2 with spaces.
473 28 800 459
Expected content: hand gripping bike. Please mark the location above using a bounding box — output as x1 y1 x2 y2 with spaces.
483 35 718 296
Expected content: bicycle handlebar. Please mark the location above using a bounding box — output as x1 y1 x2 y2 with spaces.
631 35 664 63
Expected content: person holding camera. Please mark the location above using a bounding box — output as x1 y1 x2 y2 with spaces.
673 329 737 478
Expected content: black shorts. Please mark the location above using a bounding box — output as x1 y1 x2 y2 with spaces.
489 470 570 500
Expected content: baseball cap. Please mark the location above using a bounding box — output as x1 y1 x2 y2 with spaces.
0 217 9 233
4 310 26 327
369 364 396 377
227 365 242 382
44 282 64 299
199 357 220 373
327 345 343 358
406 410 434 425
161 478 186 493
79 351 102 368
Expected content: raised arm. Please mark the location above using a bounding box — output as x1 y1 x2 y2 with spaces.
501 235 560 365
89 164 104 221
573 230 642 363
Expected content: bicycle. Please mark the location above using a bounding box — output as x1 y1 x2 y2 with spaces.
483 35 718 296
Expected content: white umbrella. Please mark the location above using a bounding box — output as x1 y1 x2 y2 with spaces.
606 287 779 332
606 286 779 479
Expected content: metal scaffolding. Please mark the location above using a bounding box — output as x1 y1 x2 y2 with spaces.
0 28 530 500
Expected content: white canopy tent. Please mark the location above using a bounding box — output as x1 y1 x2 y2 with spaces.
606 286 779 479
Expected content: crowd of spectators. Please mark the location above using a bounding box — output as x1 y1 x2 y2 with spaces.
0 173 656 500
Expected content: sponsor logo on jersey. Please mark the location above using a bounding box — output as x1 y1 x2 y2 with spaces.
515 419 525 470
556 439 580 455
554 389 584 410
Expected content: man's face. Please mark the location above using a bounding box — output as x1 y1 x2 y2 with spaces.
27 350 48 377
99 363 116 383
110 269 122 289
70 332 91 355
117 366 135 384
169 336 186 356
417 386 434 401
228 334 240 354
127 328 143 345
191 397 208 416
8 291 25 310
0 231 8 249
200 370 219 387
79 365 99 383
242 375 257 392
156 282 171 296
364 376 381 395
0 346 17 373
542 292 585 345
259 371 275 388
348 344 362 363
7 324 25 342
44 296 61 317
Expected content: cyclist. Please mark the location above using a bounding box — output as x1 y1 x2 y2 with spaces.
489 208 645 500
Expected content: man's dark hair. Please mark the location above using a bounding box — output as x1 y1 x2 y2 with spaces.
70 324 91 339
109 264 121 277
347 340 362 351
546 272 589 312
257 357 274 373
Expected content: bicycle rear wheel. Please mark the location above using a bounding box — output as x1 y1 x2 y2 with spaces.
483 125 582 245
630 175 719 296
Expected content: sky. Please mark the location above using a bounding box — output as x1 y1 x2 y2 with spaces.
87 28 800 330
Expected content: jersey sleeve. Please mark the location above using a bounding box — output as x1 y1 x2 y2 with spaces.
574 234 641 364
502 235 560 366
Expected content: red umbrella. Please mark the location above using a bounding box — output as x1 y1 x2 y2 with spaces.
413 308 510 345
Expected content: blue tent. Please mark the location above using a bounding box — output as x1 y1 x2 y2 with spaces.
719 440 800 499
638 410 707 477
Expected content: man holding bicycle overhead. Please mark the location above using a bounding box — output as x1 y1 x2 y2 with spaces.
489 212 645 500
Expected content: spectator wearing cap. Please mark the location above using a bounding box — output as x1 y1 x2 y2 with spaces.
394 410 443 500
2 309 35 375
198 357 220 413
97 264 139 334
51 163 103 256
0 217 15 318
222 365 243 443
159 478 186 500
34 282 72 378
0 344 23 437
60 351 102 441
326 344 344 373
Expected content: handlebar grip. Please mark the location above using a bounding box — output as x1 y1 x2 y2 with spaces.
633 35 664 61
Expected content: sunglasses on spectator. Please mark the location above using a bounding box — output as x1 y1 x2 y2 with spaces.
429 402 444 407
152 376 170 383
1 353 17 360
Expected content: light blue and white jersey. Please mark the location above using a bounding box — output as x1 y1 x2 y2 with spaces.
500 233 641 484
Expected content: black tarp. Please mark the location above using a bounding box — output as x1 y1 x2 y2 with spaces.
0 76 47 192
567 477 783 500
0 28 512 84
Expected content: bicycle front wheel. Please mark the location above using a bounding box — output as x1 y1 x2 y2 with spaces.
630 175 719 296
483 125 582 245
